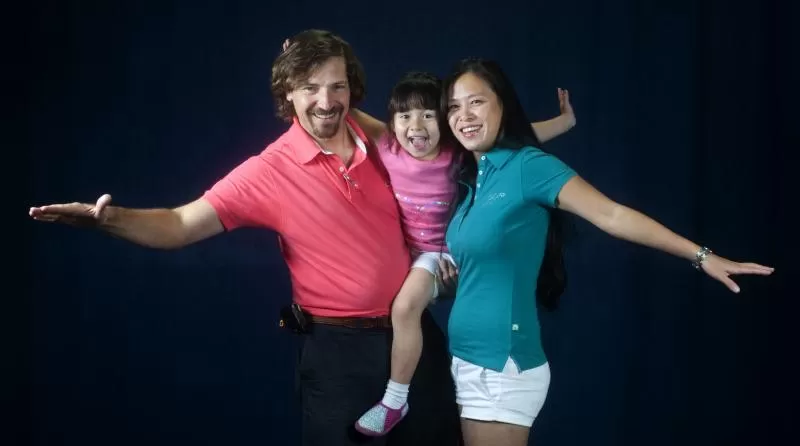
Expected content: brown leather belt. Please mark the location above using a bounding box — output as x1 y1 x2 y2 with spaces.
308 314 392 329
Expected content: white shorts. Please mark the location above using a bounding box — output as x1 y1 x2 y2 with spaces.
450 356 551 428
410 251 455 300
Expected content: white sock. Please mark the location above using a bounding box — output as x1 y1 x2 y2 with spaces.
381 380 409 410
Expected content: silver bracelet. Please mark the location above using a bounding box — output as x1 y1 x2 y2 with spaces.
692 246 712 270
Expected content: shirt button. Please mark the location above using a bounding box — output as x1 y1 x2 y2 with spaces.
512 324 519 331
339 166 345 172
481 155 486 161
477 183 481 188
478 170 483 175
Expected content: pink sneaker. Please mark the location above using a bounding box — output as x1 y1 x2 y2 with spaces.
354 401 409 436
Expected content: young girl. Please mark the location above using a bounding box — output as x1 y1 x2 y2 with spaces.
350 71 576 436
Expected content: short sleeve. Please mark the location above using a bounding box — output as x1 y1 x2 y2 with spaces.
202 155 282 231
520 147 577 207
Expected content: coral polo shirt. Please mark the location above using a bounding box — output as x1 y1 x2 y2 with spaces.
203 116 411 317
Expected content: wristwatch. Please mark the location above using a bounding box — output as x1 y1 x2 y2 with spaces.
693 246 712 270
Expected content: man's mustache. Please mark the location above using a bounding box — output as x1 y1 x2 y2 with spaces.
309 106 343 114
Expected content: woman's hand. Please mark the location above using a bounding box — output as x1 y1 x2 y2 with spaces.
700 254 774 293
437 257 459 295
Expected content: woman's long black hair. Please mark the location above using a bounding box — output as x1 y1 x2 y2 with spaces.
441 58 568 311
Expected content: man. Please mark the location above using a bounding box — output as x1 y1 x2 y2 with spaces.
29 29 462 446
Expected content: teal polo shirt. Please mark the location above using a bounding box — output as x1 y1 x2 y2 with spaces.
445 145 576 372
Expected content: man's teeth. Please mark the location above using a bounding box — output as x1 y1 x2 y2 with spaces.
461 126 481 133
314 111 337 118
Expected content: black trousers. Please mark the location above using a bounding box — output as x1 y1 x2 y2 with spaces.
296 309 462 446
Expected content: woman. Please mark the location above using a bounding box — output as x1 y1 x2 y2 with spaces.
437 58 774 446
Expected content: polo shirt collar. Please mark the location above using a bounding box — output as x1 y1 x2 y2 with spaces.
289 115 369 164
482 146 516 169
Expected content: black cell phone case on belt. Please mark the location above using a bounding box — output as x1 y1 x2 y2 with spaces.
279 303 309 334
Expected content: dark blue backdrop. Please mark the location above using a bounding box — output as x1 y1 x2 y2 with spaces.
22 0 794 445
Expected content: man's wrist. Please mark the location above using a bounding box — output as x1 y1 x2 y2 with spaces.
99 206 120 230
562 113 576 129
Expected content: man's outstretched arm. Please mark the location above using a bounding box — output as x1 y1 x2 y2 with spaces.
30 194 224 250
531 88 577 143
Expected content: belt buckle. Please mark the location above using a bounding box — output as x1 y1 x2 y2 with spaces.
366 316 387 329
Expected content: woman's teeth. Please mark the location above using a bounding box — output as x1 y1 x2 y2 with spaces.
461 125 481 137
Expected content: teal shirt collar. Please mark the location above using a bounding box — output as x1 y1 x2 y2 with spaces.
482 146 516 169
458 147 518 188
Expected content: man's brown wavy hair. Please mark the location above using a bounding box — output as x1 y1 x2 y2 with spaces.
271 29 367 122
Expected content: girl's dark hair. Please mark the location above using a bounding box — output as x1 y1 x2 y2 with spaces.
441 58 568 311
387 72 441 120
386 71 455 148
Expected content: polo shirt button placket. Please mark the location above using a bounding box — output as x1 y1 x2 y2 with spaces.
477 155 486 194
338 165 357 199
